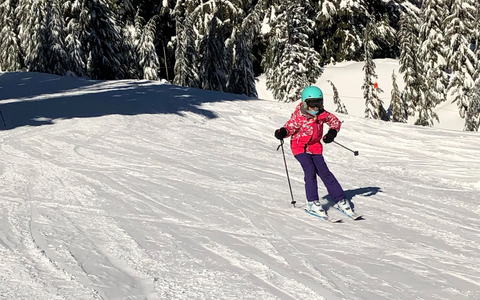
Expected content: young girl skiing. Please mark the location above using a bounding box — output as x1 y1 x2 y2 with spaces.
274 86 354 217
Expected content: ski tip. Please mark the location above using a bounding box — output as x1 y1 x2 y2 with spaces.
334 207 364 221
305 208 343 223
304 209 342 223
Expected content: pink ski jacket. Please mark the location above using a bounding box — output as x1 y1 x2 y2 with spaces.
283 102 342 156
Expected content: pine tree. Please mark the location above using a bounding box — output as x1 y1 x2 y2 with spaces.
444 0 477 128
390 70 407 123
400 0 422 16
363 22 389 121
151 0 176 82
418 0 448 116
327 80 347 114
172 0 198 25
314 0 340 64
64 0 87 76
17 0 48 73
464 79 480 131
173 14 200 87
370 10 397 59
172 0 198 86
0 0 22 71
46 0 70 75
227 11 259 97
184 0 244 92
137 16 160 80
82 0 126 79
398 8 423 118
112 0 135 22
414 88 439 126
198 9 228 91
119 9 141 79
321 0 367 62
262 0 323 102
314 0 397 64
465 1 480 131
474 0 480 81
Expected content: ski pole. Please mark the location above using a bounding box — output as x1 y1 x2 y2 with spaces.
276 139 296 207
333 141 359 156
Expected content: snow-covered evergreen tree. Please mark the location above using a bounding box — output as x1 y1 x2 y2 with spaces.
398 8 423 118
0 0 22 71
464 0 480 131
46 0 70 75
475 0 480 80
16 0 48 73
112 0 135 22
400 0 422 16
172 0 196 85
118 10 141 79
414 88 439 126
418 0 448 116
390 70 407 123
363 22 389 121
157 1 177 81
315 0 396 64
327 80 347 114
183 0 244 92
111 1 159 81
444 0 477 127
172 0 198 25
314 0 339 64
464 79 480 131
64 0 87 76
82 0 126 79
137 16 160 80
227 11 259 97
197 9 228 91
262 0 323 102
173 14 200 87
368 7 397 59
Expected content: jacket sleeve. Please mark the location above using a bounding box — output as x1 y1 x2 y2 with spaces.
283 107 302 137
324 111 342 132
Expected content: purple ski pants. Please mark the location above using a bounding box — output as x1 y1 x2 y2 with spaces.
294 153 346 203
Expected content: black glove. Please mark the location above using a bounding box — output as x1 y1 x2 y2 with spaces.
274 127 288 140
323 129 337 143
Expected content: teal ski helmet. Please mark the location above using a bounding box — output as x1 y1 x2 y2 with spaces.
301 86 323 102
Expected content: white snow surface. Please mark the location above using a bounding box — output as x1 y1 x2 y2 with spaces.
1 61 480 300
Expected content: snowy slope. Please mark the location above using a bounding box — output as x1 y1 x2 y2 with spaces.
1 70 480 300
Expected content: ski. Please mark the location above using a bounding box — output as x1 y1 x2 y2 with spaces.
304 209 343 223
333 207 363 220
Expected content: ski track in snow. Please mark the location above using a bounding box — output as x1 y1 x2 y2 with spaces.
1 97 480 299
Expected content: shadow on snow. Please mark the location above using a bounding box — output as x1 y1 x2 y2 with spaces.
322 186 383 210
0 72 254 130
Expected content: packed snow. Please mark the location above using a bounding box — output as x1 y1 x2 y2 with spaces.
0 60 479 300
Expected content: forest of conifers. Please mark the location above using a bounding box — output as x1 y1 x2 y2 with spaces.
0 0 479 130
